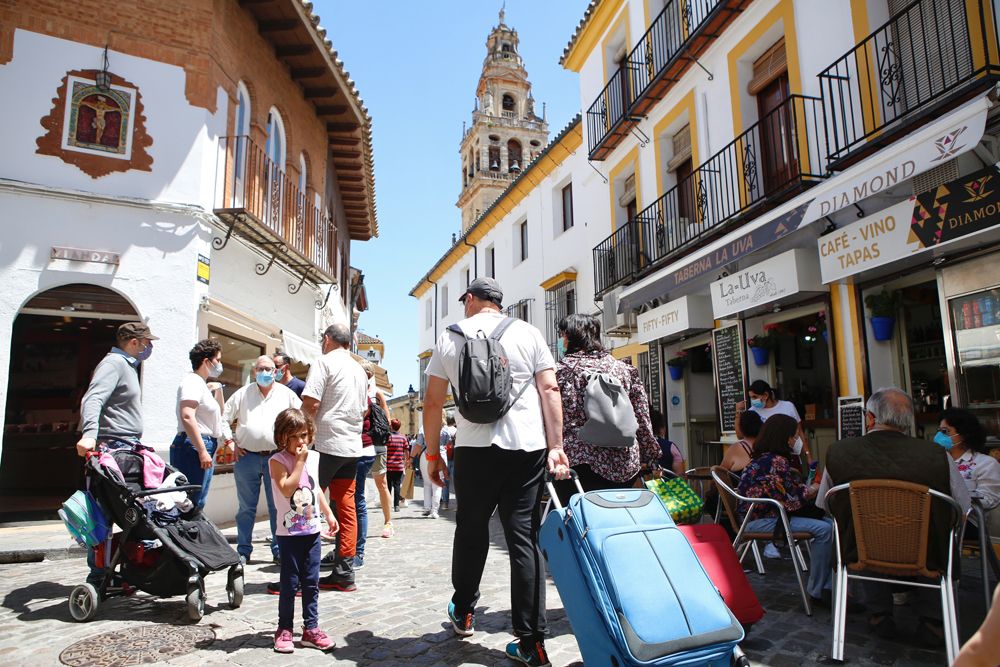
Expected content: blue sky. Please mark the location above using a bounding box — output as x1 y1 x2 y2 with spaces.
316 0 591 394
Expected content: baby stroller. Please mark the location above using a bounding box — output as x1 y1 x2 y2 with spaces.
66 444 243 622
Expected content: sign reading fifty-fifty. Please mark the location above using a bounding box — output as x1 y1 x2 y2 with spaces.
51 246 120 265
712 323 746 434
818 165 1000 283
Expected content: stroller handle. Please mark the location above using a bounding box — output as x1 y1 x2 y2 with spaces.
137 485 203 496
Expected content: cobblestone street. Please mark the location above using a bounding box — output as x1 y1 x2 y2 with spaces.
0 479 989 666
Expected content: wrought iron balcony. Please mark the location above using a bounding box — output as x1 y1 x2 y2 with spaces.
213 135 338 292
586 0 750 160
819 0 1000 168
593 95 826 296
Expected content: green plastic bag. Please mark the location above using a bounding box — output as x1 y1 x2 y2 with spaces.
645 476 704 524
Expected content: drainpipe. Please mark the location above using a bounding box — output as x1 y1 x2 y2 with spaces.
462 237 478 279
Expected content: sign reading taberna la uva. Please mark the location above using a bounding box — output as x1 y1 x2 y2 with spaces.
710 248 823 319
818 165 1000 283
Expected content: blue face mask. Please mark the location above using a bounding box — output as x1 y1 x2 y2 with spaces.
557 336 567 357
750 398 765 410
256 371 275 387
933 431 954 450
137 341 153 362
274 369 284 383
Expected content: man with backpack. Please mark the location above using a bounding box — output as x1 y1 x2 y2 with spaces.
423 277 569 667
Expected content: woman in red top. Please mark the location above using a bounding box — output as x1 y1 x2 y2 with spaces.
385 419 410 513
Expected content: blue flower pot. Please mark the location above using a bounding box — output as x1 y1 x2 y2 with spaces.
668 365 684 381
822 330 829 344
750 346 770 366
870 316 896 341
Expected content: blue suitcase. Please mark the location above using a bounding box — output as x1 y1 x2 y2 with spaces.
540 474 746 666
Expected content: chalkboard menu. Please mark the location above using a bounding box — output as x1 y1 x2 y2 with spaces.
648 343 662 414
712 324 746 433
838 396 866 440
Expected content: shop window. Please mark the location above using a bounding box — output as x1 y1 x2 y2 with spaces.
545 281 577 358
761 310 835 420
948 288 1000 440
208 327 265 401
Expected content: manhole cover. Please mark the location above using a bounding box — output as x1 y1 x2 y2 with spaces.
59 625 215 667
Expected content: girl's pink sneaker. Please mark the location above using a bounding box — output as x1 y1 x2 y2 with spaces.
273 628 294 653
301 627 336 651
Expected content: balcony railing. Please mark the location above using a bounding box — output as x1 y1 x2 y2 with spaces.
214 135 337 280
594 95 827 296
586 0 748 160
819 0 1000 167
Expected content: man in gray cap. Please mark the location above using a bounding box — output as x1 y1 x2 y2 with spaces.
76 320 158 585
422 277 568 666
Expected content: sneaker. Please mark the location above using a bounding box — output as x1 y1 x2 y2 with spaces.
440 501 449 510
239 554 250 566
422 510 432 517
505 638 551 667
273 628 294 653
301 627 336 651
318 576 357 592
381 523 394 538
353 555 365 569
267 582 302 597
763 543 781 559
399 499 407 507
430 513 440 519
320 552 337 567
448 601 475 637
272 553 281 565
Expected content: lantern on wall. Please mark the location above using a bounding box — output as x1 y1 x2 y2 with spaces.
95 46 112 91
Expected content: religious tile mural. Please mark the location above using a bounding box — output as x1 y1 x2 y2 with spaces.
36 69 153 178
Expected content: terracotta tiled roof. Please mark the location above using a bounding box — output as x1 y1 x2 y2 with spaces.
560 0 604 66
356 331 382 345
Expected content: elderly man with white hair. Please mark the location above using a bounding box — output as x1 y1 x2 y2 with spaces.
223 354 301 567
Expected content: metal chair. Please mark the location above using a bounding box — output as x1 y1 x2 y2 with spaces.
710 465 813 616
683 466 722 523
825 479 966 664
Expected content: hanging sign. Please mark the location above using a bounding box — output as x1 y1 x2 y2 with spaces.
636 295 714 344
710 248 822 318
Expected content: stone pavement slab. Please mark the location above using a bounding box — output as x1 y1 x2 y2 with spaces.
0 478 992 666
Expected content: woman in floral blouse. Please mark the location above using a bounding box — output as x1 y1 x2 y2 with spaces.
552 314 661 505
737 414 834 604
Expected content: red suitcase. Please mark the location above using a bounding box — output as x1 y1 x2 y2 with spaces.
678 523 765 627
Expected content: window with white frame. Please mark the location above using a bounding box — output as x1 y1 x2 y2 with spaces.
441 284 449 317
464 267 471 290
425 299 433 329
486 245 496 278
517 220 528 263
545 281 577 359
419 355 431 399
505 298 532 323
561 182 574 232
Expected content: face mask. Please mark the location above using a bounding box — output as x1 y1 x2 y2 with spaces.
557 336 567 357
791 436 804 455
136 342 153 362
933 431 954 450
256 371 275 387
274 369 285 383
750 398 765 410
209 361 223 377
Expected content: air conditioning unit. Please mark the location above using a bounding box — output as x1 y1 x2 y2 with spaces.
602 287 638 338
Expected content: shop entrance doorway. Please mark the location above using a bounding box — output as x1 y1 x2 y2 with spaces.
682 341 719 468
899 281 949 439
1 284 139 520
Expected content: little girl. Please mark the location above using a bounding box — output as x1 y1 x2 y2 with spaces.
269 408 339 653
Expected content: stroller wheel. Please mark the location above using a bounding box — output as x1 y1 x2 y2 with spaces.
68 583 99 622
227 569 244 608
732 653 751 667
185 585 205 621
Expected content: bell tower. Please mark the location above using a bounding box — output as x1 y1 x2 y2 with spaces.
457 9 549 233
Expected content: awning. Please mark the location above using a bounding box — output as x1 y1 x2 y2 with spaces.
619 93 992 313
281 329 322 367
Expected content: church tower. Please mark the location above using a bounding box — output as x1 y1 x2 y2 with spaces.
457 9 549 233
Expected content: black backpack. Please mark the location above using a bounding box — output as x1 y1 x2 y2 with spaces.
367 400 391 449
447 317 530 424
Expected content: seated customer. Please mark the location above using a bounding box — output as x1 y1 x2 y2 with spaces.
937 408 1000 511
721 410 763 474
737 414 833 606
817 387 971 645
651 410 686 477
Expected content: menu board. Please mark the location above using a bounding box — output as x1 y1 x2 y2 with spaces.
838 396 866 440
648 343 662 414
712 324 746 433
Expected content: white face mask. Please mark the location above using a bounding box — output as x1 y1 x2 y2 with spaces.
209 360 223 378
791 436 804 455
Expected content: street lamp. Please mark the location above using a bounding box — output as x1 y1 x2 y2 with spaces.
407 384 418 436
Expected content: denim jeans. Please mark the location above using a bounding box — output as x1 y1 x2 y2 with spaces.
354 455 376 558
442 457 456 504
169 433 217 510
276 533 320 630
234 450 279 560
745 515 834 598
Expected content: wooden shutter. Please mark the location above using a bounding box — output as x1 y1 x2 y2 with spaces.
747 39 787 95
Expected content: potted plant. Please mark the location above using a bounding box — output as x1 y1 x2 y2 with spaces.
746 330 777 366
864 288 902 341
666 351 688 381
814 311 828 344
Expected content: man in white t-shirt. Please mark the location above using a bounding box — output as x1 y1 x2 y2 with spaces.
301 322 368 592
423 277 568 667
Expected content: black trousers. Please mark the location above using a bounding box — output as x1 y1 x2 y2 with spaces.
451 445 547 640
387 470 404 508
552 463 637 507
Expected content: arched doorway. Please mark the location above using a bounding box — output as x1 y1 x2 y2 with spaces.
2 284 139 519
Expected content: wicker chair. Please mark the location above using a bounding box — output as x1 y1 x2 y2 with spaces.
825 479 966 664
710 465 813 616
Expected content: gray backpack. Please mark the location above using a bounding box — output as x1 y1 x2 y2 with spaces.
577 370 638 448
447 317 530 424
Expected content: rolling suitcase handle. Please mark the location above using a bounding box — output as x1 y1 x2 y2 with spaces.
542 469 584 522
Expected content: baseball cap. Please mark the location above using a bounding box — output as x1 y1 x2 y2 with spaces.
459 277 503 306
118 321 159 340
